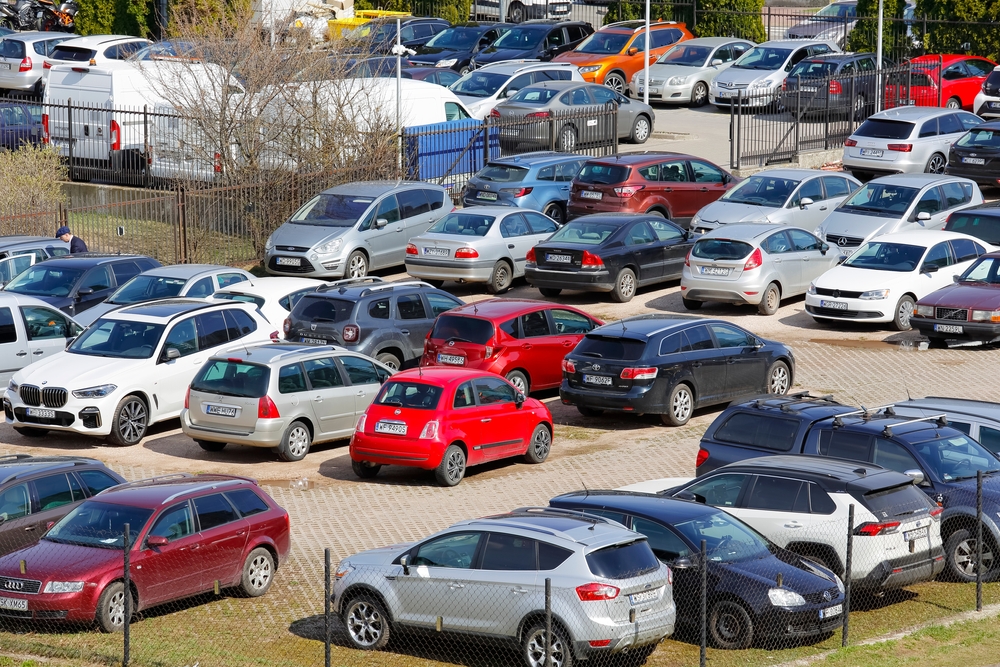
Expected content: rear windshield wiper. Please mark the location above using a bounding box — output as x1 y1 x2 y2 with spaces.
580 352 603 358
446 336 471 343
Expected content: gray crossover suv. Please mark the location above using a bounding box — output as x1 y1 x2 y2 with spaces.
333 508 675 665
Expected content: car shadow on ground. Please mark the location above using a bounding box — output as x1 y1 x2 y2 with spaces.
3 419 182 452
142 430 352 465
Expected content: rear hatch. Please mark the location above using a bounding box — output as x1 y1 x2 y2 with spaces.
565 333 651 393
687 237 756 282
465 162 530 205
424 314 496 368
187 358 271 433
570 162 631 209
583 538 670 624
286 295 358 345
847 478 940 549
359 380 442 454
47 45 97 67
847 118 915 164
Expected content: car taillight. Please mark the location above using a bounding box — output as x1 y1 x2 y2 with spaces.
489 108 500 118
184 387 190 409
41 113 48 144
258 396 280 419
781 79 787 91
684 249 691 267
562 358 576 373
744 247 763 271
855 521 901 536
525 111 551 119
695 448 709 468
844 138 858 147
526 248 536 263
214 152 222 173
405 243 418 255
613 185 644 198
355 414 366 433
501 186 533 197
283 317 291 334
576 583 620 601
455 247 479 259
930 507 943 520
589 640 612 647
43 60 51 69
666 566 673 586
419 420 439 439
887 143 913 152
110 119 121 151
581 250 604 269
343 324 360 342
18 57 30 73
620 367 657 380
829 80 842 94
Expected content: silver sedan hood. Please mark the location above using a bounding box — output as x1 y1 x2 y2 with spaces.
697 201 775 224
820 210 898 240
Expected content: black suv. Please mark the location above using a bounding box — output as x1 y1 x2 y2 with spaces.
3 254 161 317
782 52 888 119
697 392 1000 582
0 455 125 556
356 17 452 54
283 277 462 370
472 20 594 68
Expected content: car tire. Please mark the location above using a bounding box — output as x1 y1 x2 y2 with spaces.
757 282 780 316
852 93 867 121
95 581 132 633
604 71 627 94
556 125 577 152
196 439 227 452
523 620 573 667
709 600 754 650
945 527 995 583
506 369 529 394
630 114 651 144
238 547 275 597
435 444 466 487
342 595 392 651
691 81 709 107
13 427 48 438
523 423 551 464
108 394 148 447
539 287 562 297
661 383 693 426
375 351 402 370
682 297 702 310
850 171 873 182
577 406 603 418
542 201 565 225
506 0 524 22
346 250 368 278
487 260 513 294
352 459 382 479
767 360 791 395
278 420 311 462
892 293 915 331
924 152 947 174
611 268 637 303
945 96 962 110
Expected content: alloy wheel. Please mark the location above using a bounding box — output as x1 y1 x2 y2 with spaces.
605 73 625 93
619 272 635 299
346 600 385 647
672 387 692 422
446 449 465 484
247 553 272 591
107 590 126 628
769 365 789 394
526 627 566 667
926 154 946 174
531 427 551 460
348 254 367 278
692 82 708 106
955 537 994 576
118 399 147 444
897 299 914 329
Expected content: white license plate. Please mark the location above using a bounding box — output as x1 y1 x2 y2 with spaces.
628 587 660 605
477 191 498 200
583 374 613 386
820 300 849 310
276 257 302 266
546 254 572 263
423 247 449 256
26 408 54 419
206 405 237 417
580 190 603 200
962 157 986 165
301 337 326 344
934 324 963 334
700 266 730 276
718 89 736 98
374 420 407 435
990 102 1000 109
437 353 465 365
801 86 818 92
0 64 9 71
904 526 929 541
0 597 26 611
819 604 842 619
860 148 884 157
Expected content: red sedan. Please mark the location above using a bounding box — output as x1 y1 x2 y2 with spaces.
0 475 290 631
350 368 554 486
421 298 603 394
887 55 996 110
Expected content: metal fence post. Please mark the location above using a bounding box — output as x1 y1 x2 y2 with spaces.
143 105 150 189
549 116 556 151
824 77 830 150
842 504 854 647
67 99 73 182
545 578 552 667
123 522 130 667
795 79 801 155
938 54 943 107
850 73 857 131
483 117 491 164
700 539 707 667
977 469 983 611
691 0 697 29
325 548 331 667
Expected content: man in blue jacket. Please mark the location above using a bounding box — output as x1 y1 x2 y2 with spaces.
56 226 88 253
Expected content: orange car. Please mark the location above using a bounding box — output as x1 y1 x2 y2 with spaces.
553 20 693 94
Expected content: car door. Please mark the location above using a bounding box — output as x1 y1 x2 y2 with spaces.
708 323 767 398
499 213 536 276
542 27 569 59
71 265 114 316
624 220 663 284
302 356 357 439
788 176 830 231
687 160 731 213
152 315 201 417
548 308 597 385
192 492 250 590
680 324 729 404
0 253 34 287
394 531 484 628
138 501 205 604
397 188 435 241
734 475 821 549
648 218 689 279
215 272 248 291
762 230 801 292
940 61 970 106
509 308 554 387
183 276 216 298
20 305 77 364
963 58 994 105
590 86 632 140
522 211 559 246
937 113 966 157
460 532 540 635
787 228 832 293
28 473 81 538
361 195 404 270
0 306 26 385
110 261 141 293
908 186 947 231
338 355 386 427
471 376 528 459
917 241 956 294
394 293 434 360
0 483 36 555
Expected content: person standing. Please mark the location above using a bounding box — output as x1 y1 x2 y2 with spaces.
56 226 88 253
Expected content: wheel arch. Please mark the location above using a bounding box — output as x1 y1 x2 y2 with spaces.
785 541 844 576
374 345 406 367
248 539 281 570
517 608 577 646
339 583 396 623
604 68 627 86
645 204 670 218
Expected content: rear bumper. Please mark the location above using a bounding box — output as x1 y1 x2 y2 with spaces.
559 378 667 413
567 200 627 218
572 605 675 660
681 271 767 305
855 549 945 590
912 317 1000 343
404 257 494 282
944 163 1000 184
180 409 288 448
350 434 441 469
525 266 614 292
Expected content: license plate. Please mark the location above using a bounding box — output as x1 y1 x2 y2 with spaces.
628 587 661 605
374 420 407 435
423 247 449 256
25 408 54 419
801 86 818 92
580 191 603 200
301 337 326 344
477 191 498 201
820 300 849 310
0 597 26 611
206 405 237 417
819 604 842 619
718 89 736 98
860 148 884 157
700 266 730 276
904 526 929 541
276 257 301 266
989 102 1000 109
583 374 613 386
546 254 572 263
0 64 9 71
437 353 465 365
962 157 986 165
934 324 963 334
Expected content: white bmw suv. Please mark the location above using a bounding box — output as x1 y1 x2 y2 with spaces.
3 299 274 446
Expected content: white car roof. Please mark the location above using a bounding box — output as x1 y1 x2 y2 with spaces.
869 173 976 188
863 229 983 246
213 277 326 297
51 35 149 49
102 299 256 324
866 106 970 121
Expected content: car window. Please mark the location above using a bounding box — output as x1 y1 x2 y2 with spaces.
914 187 944 216
539 541 572 569
226 488 269 517
537 166 555 181
499 318 518 338
340 356 380 385
788 229 824 251
683 324 715 350
505 73 532 98
279 288 315 312
35 474 73 511
81 266 112 292
216 273 247 289
520 310 550 337
371 195 400 228
304 357 345 388
630 516 691 560
872 437 922 473
0 307 16 345
591 86 618 105
551 309 595 334
110 262 140 286
923 242 953 269
413 531 481 568
626 222 656 245
858 56 876 71
684 473 748 507
745 476 810 512
822 175 854 198
567 25 590 42
978 427 1000 455
939 113 964 135
21 306 71 340
649 219 683 242
818 430 872 461
78 470 120 495
809 484 837 513
500 213 531 237
763 231 792 254
661 161 688 182
369 299 390 319
941 181 971 208
278 363 308 394
639 164 660 181
453 381 476 408
710 323 751 348
395 294 427 320
194 493 239 530
918 118 938 138
689 160 725 184
792 178 824 206
422 189 445 211
658 332 683 355
149 502 195 542
187 276 216 298
950 238 981 263
474 376 516 404
426 292 460 317
957 112 983 130
942 62 968 80
163 317 198 358
0 483 28 520
964 58 993 77
481 532 537 570
223 309 256 340
651 28 680 49
524 211 558 234
569 87 591 105
544 28 565 49
397 189 431 219
713 412 799 451
195 311 230 350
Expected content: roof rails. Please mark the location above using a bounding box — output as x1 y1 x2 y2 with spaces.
359 280 435 296
317 276 384 293
882 414 948 438
501 506 618 531
746 391 837 411
0 457 102 485
97 473 193 495
161 478 246 505
831 404 896 427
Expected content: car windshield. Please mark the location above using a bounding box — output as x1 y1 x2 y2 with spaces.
958 255 1000 284
45 501 154 550
425 27 486 49
376 381 443 409
842 241 924 272
108 275 187 304
5 265 83 297
476 162 528 182
955 127 1000 149
657 44 712 67
427 212 496 236
431 314 494 344
450 71 511 97
547 221 619 245
853 118 914 140
673 511 772 563
289 194 373 227
815 2 856 18
576 31 631 54
509 87 559 104
722 175 798 206
492 27 545 50
731 46 791 71
191 360 270 398
68 320 166 359
692 238 754 260
840 182 918 216
576 163 629 184
911 433 1000 481
788 60 838 78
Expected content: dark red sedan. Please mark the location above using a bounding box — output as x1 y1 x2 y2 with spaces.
0 474 290 631
421 298 603 394
912 252 1000 346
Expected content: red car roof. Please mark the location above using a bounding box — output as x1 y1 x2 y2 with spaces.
443 298 591 321
95 474 260 509
911 54 996 67
389 367 499 386
586 151 695 166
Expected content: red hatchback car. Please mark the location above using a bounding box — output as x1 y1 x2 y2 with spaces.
887 55 996 110
0 474 290 632
567 151 737 224
420 298 603 394
350 368 554 486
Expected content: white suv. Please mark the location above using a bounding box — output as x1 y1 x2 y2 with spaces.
621 456 945 591
4 300 274 446
974 65 1000 119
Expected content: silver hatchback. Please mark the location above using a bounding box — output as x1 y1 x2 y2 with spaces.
0 32 71 95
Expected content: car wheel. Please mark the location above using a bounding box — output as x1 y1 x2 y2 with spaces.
661 383 693 427
435 444 466 487
767 360 791 395
556 125 577 152
945 96 962 110
709 600 754 650
375 352 402 370
523 423 551 464
352 459 382 479
278 420 311 462
577 406 604 418
892 294 915 331
604 71 627 94
945 527 995 583
343 595 392 650
346 250 368 278
487 260 513 294
239 547 275 597
506 0 524 22
32 79 43 98
506 369 529 394
611 268 637 303
523 620 573 667
459 66 470 75
691 81 709 107
682 297 702 310
924 152 947 174
757 282 780 316
852 93 867 121
539 287 562 297
196 439 227 452
109 394 148 447
630 114 651 144
95 581 132 633
13 427 48 438
542 201 565 224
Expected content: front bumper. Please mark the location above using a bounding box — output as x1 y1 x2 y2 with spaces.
755 601 845 639
804 293 891 323
4 390 115 436
524 266 613 292
264 251 346 278
912 317 1000 343
180 409 288 448
630 81 695 104
404 257 494 283
0 589 96 624
559 378 666 414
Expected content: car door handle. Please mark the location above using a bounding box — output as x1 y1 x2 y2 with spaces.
313 396 323 403
448 582 465 589
23 525 34 532
400 330 409 335
32 350 43 355
700 187 709 192
820 205 828 210
15 351 26 357
357 390 366 397
508 244 515 249
523 344 532 350
563 341 573 347
510 587 529 594
773 258 782 263
236 530 246 536
726 358 736 364
663 187 673 193
481 418 491 423
784 521 802 529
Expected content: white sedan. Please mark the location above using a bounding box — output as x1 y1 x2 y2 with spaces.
211 277 325 335
805 230 990 331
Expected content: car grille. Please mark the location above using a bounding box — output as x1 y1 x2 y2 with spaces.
803 586 840 605
826 234 864 247
936 307 968 321
18 385 39 407
718 82 749 90
806 305 883 319
814 287 863 299
277 245 310 252
0 577 41 594
18 385 67 408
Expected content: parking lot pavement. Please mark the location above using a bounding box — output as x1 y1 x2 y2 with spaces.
642 104 735 166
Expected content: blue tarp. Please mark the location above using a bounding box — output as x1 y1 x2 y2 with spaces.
402 119 501 181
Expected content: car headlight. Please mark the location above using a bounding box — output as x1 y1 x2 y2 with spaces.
334 562 354 579
667 75 689 86
750 78 776 89
7 380 17 393
768 587 806 606
691 213 701 225
750 216 771 224
807 282 817 295
314 237 344 255
971 309 1000 322
43 581 84 593
915 304 934 317
436 58 457 68
835 575 845 594
72 384 117 399
579 65 602 73
859 289 890 300
264 234 274 251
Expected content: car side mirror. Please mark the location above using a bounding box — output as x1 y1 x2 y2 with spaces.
514 392 525 407
64 336 76 349
672 556 694 569
916 211 931 221
921 264 939 274
375 218 388 229
45 521 55 531
799 197 814 209
674 490 705 503
837 254 848 265
953 274 961 283
820 242 830 255
711 58 723 66
627 47 639 56
902 469 926 485
76 287 94 298
400 553 410 575
163 347 181 362
146 535 168 548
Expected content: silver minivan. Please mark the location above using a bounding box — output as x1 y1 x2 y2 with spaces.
264 181 451 279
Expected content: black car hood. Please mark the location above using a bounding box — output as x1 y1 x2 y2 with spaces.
413 46 469 61
717 549 840 595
